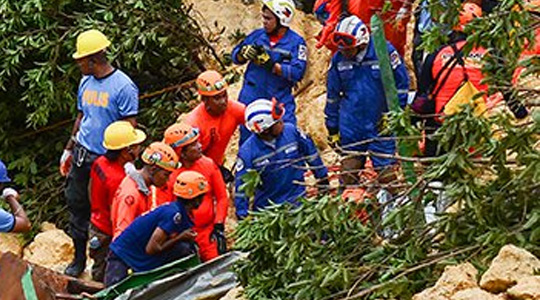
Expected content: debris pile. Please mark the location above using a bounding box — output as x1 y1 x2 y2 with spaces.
413 245 540 300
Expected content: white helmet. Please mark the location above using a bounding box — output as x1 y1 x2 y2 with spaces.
334 15 370 48
262 0 296 27
245 98 285 134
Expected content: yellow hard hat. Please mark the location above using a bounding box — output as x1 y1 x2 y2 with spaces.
73 29 111 60
103 121 147 150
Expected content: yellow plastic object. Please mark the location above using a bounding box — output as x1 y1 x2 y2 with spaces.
73 29 111 59
103 121 147 150
444 80 487 117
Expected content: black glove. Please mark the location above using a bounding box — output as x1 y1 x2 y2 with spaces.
253 46 275 72
238 44 258 62
210 223 227 255
219 165 234 183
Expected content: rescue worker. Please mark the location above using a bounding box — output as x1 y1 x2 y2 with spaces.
183 70 245 182
104 171 206 287
232 0 308 143
0 159 31 233
412 2 528 156
162 123 228 262
60 29 139 277
88 121 146 282
313 0 411 55
325 16 410 185
111 142 178 239
235 99 329 219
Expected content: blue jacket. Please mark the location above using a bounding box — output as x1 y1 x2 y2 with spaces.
325 40 410 142
232 28 308 125
234 123 328 219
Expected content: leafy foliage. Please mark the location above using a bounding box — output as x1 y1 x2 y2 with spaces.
0 0 215 232
234 105 540 300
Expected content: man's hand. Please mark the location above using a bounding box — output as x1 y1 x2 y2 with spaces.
327 132 340 149
210 223 227 255
178 229 198 241
59 149 72 177
253 46 274 72
378 113 390 134
2 188 18 200
238 45 259 62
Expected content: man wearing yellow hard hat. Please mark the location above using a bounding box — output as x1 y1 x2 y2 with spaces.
88 121 146 282
61 29 140 277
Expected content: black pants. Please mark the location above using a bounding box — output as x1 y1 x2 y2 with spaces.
89 224 112 282
65 143 98 264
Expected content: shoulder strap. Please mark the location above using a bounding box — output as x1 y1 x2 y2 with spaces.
430 43 467 101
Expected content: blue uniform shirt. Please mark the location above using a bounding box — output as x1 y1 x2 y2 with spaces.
232 28 308 128
0 209 15 232
234 123 328 219
76 69 139 155
110 201 193 272
325 40 410 166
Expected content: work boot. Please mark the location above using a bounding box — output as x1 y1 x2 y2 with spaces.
64 259 86 277
65 237 87 277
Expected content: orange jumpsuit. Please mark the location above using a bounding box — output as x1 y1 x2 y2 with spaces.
513 28 540 84
183 100 245 166
165 156 228 261
110 175 153 240
315 0 410 55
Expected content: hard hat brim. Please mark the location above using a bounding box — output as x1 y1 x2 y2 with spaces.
198 88 228 97
72 40 111 60
103 129 147 150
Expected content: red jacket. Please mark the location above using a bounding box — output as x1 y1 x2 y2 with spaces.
111 174 153 239
89 156 125 236
165 156 228 229
315 0 409 55
184 100 245 165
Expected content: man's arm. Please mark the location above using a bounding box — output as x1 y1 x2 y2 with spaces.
325 58 341 134
234 153 252 219
273 40 308 83
145 227 197 255
211 163 229 225
66 112 83 151
2 189 31 233
297 129 329 180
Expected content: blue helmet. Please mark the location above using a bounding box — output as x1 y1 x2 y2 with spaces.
0 159 11 183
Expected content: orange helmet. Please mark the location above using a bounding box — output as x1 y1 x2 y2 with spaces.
141 142 179 172
455 3 482 32
163 123 200 149
196 70 228 96
173 170 210 199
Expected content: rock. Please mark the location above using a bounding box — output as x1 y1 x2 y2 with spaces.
0 233 24 257
220 286 246 300
450 288 506 300
507 276 540 300
480 245 540 293
23 224 74 274
412 263 479 300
